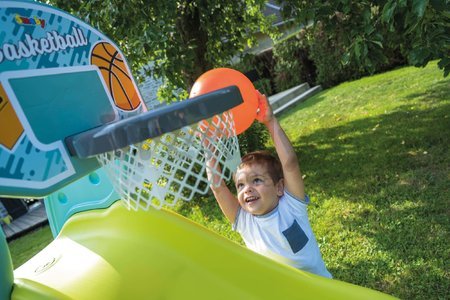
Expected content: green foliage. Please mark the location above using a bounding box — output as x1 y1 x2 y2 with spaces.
307 23 377 88
252 78 273 96
237 121 270 155
381 0 450 76
269 1 405 88
279 1 385 73
234 52 276 96
272 33 315 92
48 0 276 99
279 0 449 78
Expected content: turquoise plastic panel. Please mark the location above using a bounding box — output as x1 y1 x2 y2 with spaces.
45 167 120 237
0 229 13 300
8 68 117 145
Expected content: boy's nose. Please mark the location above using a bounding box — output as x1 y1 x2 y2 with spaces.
244 185 254 193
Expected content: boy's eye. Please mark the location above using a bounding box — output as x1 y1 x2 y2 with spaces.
236 183 244 190
254 178 263 184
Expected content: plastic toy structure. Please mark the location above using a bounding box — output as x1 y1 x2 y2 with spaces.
0 1 395 299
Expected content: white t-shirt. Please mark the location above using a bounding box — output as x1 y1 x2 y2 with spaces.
233 191 332 278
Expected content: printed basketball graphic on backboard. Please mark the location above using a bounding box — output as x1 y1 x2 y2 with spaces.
91 42 141 111
0 84 23 150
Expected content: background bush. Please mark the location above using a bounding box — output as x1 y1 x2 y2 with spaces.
237 121 270 156
305 24 365 88
272 32 316 92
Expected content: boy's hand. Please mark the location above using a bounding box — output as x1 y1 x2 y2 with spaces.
255 90 274 124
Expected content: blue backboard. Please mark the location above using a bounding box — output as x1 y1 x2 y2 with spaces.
0 1 146 197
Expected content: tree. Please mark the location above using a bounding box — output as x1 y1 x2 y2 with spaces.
48 0 277 100
279 0 450 77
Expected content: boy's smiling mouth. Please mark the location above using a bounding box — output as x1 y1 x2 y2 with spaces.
245 196 259 203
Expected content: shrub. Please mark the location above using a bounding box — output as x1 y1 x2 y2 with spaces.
272 32 316 92
305 24 364 88
307 22 409 88
253 77 273 96
235 52 276 96
238 121 270 155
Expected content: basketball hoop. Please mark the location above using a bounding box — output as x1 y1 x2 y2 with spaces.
64 69 258 211
96 111 240 210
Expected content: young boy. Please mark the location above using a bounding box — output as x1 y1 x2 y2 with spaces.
206 91 332 278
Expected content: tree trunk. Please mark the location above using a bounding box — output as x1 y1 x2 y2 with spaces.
176 4 213 91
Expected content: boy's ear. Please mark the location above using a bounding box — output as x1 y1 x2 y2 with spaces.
276 179 284 196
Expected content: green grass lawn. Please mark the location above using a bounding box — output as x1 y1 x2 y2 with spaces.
8 61 449 299
281 61 449 299
7 226 53 268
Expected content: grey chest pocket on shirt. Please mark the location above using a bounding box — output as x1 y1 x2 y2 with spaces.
282 219 309 253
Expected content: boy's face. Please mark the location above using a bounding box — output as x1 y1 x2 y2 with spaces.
235 163 284 216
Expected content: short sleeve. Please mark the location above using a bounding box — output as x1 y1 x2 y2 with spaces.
232 207 242 231
282 190 310 217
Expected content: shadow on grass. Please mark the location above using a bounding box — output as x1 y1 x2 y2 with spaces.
294 92 449 298
298 101 450 204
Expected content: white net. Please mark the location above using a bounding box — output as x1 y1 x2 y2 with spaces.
96 111 240 210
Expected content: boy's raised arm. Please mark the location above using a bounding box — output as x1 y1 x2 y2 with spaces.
205 157 240 223
256 92 306 201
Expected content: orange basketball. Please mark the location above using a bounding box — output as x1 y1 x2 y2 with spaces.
91 42 141 111
190 68 258 135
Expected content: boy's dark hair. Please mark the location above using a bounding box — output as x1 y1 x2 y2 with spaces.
235 150 283 183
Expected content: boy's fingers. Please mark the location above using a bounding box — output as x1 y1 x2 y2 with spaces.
255 90 269 122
